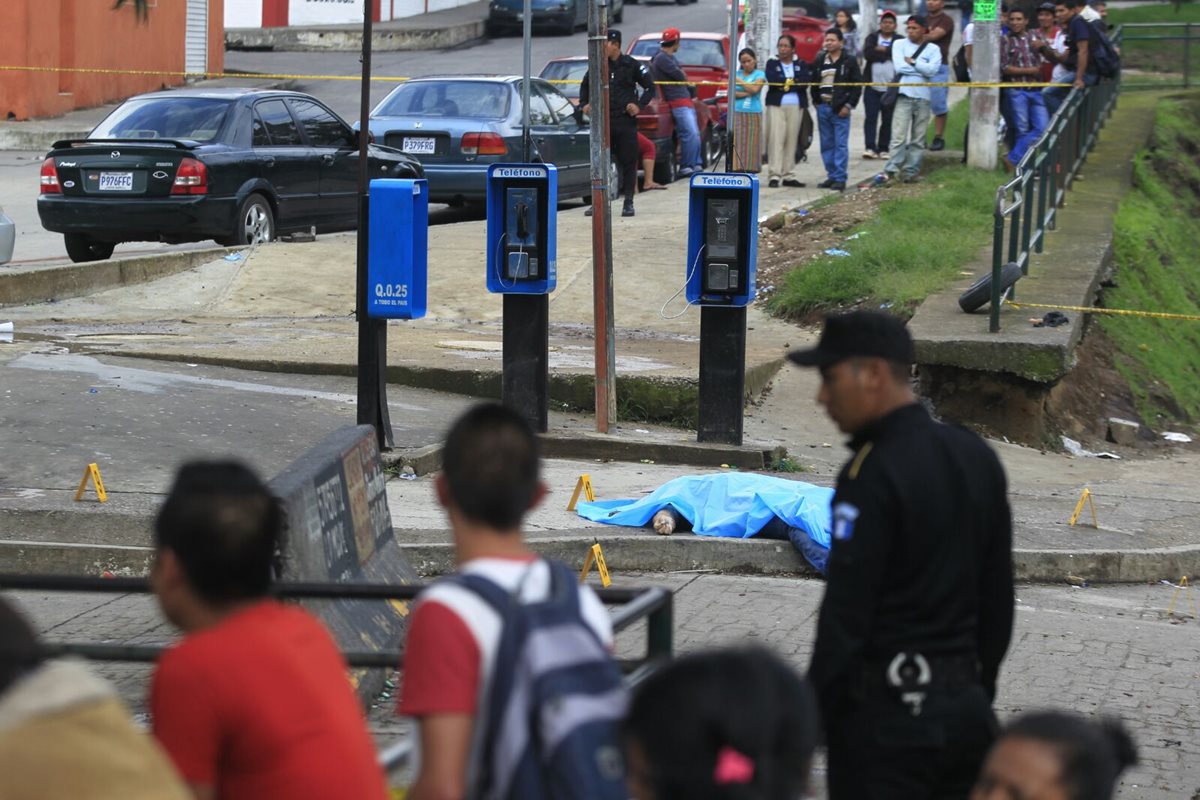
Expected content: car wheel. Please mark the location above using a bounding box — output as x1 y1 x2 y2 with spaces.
654 147 679 185
229 193 275 247
608 158 622 202
63 234 116 263
958 262 1023 313
703 125 723 168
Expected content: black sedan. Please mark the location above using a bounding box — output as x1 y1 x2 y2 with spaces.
38 88 423 263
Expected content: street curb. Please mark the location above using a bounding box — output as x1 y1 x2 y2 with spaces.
5 532 1194 585
0 246 238 307
0 128 91 152
107 352 786 432
225 21 485 52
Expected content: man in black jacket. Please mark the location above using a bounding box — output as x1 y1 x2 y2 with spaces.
790 311 1015 800
580 29 655 218
810 29 862 192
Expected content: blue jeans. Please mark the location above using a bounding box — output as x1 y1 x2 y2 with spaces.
1005 87 1048 166
817 104 850 183
671 105 702 170
930 64 950 117
1043 72 1098 115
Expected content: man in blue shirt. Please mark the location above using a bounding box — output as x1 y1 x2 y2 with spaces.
1039 0 1097 114
880 16 942 184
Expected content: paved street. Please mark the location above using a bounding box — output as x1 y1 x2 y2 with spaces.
6 575 1197 797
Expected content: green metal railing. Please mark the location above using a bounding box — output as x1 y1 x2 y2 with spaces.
988 35 1122 332
1118 22 1199 90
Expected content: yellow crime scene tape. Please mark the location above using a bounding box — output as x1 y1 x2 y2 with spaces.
0 64 1054 90
1006 300 1200 322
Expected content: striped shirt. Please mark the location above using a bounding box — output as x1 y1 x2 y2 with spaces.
1001 30 1044 85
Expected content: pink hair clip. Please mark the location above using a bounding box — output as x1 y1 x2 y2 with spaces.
713 746 755 785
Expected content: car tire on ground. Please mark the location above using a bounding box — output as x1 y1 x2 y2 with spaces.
654 148 678 186
63 234 116 263
702 125 723 168
224 193 275 247
958 262 1023 313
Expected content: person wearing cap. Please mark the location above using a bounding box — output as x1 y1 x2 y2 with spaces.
790 310 1014 799
878 15 941 185
650 28 703 178
811 28 862 192
580 29 656 218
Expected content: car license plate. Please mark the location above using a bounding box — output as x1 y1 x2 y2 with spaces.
402 137 436 155
98 172 134 191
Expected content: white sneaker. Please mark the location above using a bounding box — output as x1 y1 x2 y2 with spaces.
863 150 878 159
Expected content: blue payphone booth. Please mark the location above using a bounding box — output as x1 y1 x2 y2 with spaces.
485 164 557 295
686 173 759 307
367 178 428 319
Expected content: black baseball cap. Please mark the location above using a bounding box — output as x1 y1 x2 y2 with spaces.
787 311 915 368
607 29 622 43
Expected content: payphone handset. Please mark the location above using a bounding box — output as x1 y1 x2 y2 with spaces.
702 197 746 296
504 186 541 281
486 164 557 295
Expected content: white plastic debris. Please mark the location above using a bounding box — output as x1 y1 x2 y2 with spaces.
1163 432 1193 443
1061 436 1121 459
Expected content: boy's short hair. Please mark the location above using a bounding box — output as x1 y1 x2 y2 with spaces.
825 27 845 41
154 460 281 605
442 403 540 530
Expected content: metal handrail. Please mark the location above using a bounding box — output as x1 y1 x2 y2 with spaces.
987 28 1124 332
0 572 675 775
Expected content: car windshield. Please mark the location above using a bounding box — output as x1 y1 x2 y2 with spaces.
90 97 232 141
373 81 512 119
630 38 727 68
538 62 588 100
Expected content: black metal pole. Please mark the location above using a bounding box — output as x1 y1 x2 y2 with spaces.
355 1 392 449
697 305 746 445
502 293 550 433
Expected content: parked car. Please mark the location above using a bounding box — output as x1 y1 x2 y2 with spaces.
37 88 422 263
362 76 620 206
538 55 716 185
486 0 623 37
0 205 14 265
733 1 831 61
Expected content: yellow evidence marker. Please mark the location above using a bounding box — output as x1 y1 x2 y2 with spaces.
1166 576 1198 620
74 463 108 503
1068 487 1097 528
579 542 612 587
566 473 596 512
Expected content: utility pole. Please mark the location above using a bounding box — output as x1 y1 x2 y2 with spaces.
968 0 1000 168
355 0 392 449
588 0 616 432
859 0 878 34
746 0 772 75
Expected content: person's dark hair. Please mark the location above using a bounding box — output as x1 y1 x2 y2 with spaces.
778 33 797 48
1008 7 1027 18
624 647 819 800
1055 0 1077 8
825 26 845 41
738 47 757 64
835 9 857 30
1003 711 1138 800
0 597 46 696
154 460 281 605
442 403 540 530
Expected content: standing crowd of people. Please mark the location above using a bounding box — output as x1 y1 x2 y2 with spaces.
0 310 1145 799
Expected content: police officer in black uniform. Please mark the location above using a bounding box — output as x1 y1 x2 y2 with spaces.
789 311 1015 799
579 29 655 218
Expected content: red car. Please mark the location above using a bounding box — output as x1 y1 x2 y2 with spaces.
628 32 731 119
538 55 716 184
728 4 829 62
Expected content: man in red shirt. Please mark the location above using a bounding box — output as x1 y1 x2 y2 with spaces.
149 461 388 800
398 404 614 800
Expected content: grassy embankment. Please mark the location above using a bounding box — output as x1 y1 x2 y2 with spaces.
1100 93 1200 426
1109 2 1200 89
768 101 996 320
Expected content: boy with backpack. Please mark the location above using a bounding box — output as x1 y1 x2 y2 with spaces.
398 403 627 800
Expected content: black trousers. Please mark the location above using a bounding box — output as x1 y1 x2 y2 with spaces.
863 88 895 153
611 113 639 204
826 682 998 800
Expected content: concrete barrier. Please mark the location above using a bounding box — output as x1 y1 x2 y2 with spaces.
269 425 419 698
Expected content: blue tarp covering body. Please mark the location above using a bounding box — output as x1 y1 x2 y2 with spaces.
574 473 834 573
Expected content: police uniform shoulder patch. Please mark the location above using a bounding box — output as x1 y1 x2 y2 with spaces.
832 502 860 541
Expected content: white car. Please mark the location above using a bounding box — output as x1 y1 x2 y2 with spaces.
0 205 14 265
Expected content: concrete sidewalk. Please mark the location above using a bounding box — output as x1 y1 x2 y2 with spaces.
226 1 490 52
